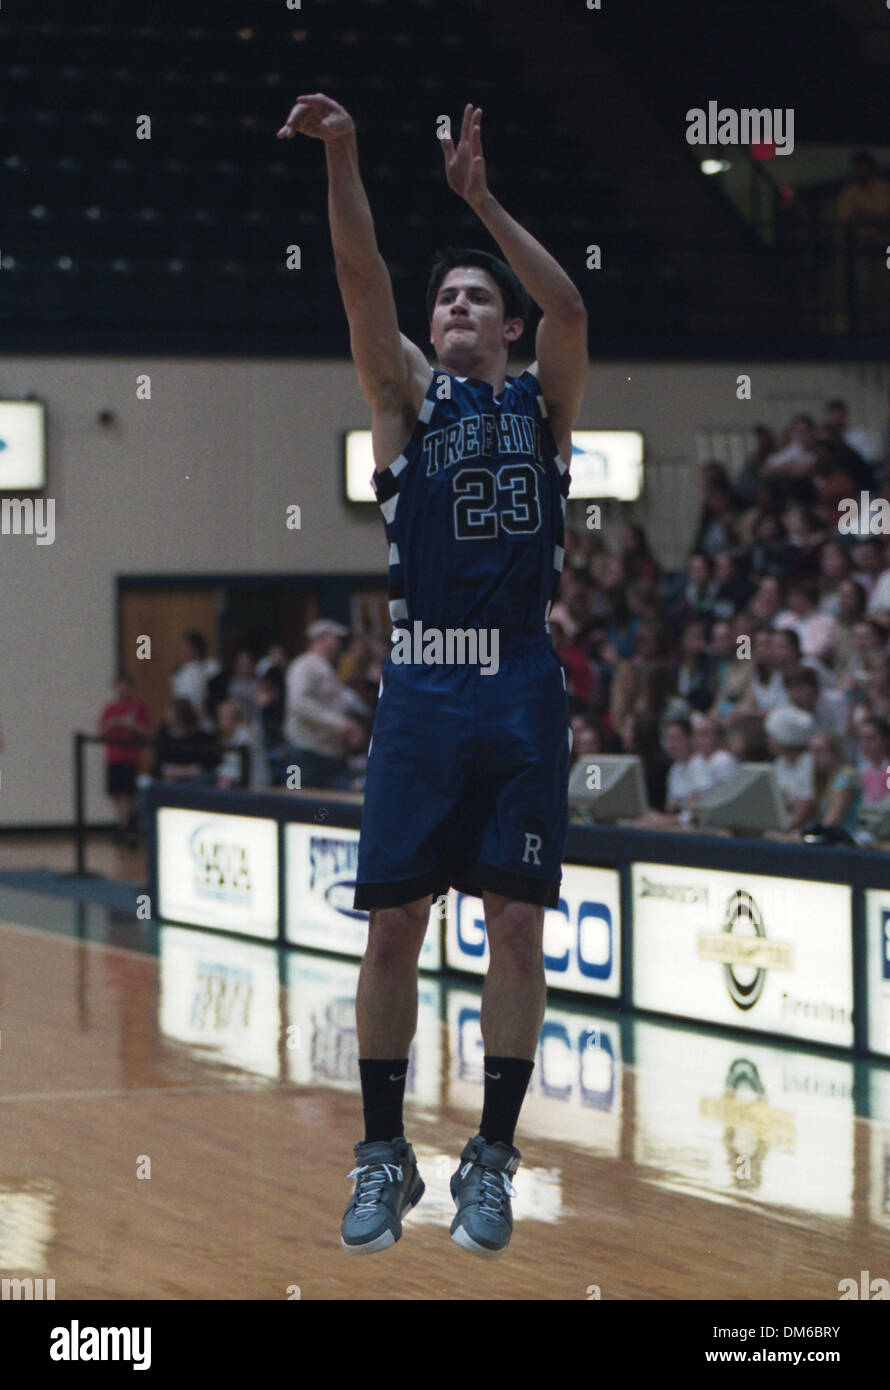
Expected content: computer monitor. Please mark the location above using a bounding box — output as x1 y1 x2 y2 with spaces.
568 754 649 824
693 763 788 836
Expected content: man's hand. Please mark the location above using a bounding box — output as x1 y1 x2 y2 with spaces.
277 93 355 144
441 103 489 206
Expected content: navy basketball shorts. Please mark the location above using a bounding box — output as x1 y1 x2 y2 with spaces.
353 635 570 912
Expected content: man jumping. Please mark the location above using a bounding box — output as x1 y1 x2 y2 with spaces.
278 95 588 1256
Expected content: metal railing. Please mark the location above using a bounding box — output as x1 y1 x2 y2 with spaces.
72 732 250 877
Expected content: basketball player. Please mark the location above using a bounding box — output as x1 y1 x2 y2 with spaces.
278 96 587 1255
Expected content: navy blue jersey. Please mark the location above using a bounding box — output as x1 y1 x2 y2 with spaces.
371 369 571 652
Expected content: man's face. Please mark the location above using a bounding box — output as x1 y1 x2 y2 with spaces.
663 724 689 761
771 631 796 668
688 556 709 588
429 267 522 370
788 680 817 712
825 405 846 435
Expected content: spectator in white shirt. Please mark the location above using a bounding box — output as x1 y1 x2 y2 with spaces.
866 564 890 622
743 627 788 714
170 631 222 721
663 717 697 815
215 700 268 790
687 713 738 801
775 579 838 663
284 619 370 791
783 665 848 739
762 414 818 479
764 705 817 829
853 537 885 597
824 397 881 463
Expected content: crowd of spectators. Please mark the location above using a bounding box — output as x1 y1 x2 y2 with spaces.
99 623 389 842
98 393 890 848
555 395 890 840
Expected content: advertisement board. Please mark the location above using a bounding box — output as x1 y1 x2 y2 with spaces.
632 864 853 1047
864 890 890 1059
284 822 441 968
445 863 621 998
157 807 278 939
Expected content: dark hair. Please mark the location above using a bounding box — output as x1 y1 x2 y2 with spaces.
701 461 731 488
860 714 890 743
788 578 819 605
825 397 848 413
688 549 713 572
630 713 663 758
183 630 207 659
773 627 801 655
852 151 877 171
171 698 198 730
426 247 531 330
787 665 819 690
838 577 867 619
663 715 692 738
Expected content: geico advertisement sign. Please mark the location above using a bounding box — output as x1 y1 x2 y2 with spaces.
446 988 621 1154
632 864 853 1048
157 808 278 939
445 864 621 997
284 823 441 969
158 925 281 1080
285 952 441 1108
633 1019 854 1218
864 891 890 1058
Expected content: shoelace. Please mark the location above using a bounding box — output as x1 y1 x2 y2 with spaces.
461 1162 517 1224
347 1161 403 1220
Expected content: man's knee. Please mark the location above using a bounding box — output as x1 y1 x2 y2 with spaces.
365 896 431 967
484 896 545 975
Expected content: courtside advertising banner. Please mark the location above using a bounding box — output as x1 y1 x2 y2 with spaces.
445 863 621 997
284 821 442 968
864 890 890 1059
157 807 278 939
631 863 853 1047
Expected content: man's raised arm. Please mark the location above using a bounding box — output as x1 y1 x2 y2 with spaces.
441 103 588 449
278 93 414 406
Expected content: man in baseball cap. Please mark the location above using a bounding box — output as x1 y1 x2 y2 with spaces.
283 620 369 790
307 619 350 641
765 705 817 830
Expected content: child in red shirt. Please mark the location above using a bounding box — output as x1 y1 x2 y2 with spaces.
98 674 153 845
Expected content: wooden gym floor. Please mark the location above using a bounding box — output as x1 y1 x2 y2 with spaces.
0 832 888 1301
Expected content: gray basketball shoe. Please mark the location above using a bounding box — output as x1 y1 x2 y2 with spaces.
341 1137 425 1254
450 1134 520 1257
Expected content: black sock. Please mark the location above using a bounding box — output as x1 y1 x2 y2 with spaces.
479 1055 534 1148
359 1058 409 1142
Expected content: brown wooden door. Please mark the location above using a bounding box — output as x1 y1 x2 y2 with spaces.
119 587 221 729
